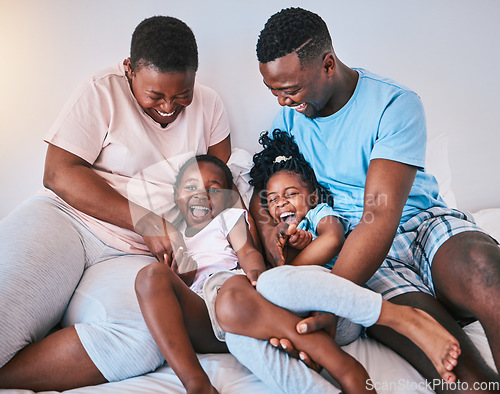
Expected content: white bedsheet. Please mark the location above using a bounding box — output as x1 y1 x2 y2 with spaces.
0 320 494 394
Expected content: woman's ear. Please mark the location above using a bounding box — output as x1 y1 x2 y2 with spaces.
123 58 134 79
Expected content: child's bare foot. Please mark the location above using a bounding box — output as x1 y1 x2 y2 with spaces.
186 384 219 394
379 302 461 383
184 377 219 394
312 339 374 393
328 350 375 393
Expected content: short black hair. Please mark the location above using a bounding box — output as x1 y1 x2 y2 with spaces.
256 7 332 66
250 129 333 210
175 154 233 194
130 16 198 73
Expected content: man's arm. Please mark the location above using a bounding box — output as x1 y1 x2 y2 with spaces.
273 158 417 365
330 158 417 286
249 189 285 266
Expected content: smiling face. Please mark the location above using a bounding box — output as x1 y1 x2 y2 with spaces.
259 51 334 118
175 161 230 232
124 59 195 127
266 170 317 225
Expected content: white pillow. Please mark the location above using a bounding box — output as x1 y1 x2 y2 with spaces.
472 208 500 242
425 134 458 209
227 148 254 209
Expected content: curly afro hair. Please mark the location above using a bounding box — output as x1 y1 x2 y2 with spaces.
130 16 198 73
250 129 333 210
256 7 332 67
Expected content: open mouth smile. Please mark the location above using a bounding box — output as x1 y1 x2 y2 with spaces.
279 211 298 225
190 205 211 219
154 108 176 117
291 103 307 112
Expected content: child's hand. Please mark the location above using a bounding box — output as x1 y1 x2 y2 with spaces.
171 246 198 286
246 268 265 287
274 222 290 266
287 225 312 250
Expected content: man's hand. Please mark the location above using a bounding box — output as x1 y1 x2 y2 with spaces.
296 311 338 337
265 222 290 266
269 337 322 372
269 311 339 371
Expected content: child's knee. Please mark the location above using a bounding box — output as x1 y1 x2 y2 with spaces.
216 277 257 332
135 262 173 295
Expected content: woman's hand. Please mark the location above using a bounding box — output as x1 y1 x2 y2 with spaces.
171 246 198 286
135 211 186 265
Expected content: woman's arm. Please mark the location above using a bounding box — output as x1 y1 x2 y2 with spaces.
44 144 138 230
227 215 267 286
43 143 183 264
287 216 345 267
207 135 232 163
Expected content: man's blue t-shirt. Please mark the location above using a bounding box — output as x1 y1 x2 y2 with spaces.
270 68 447 230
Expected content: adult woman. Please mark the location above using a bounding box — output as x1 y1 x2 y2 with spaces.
0 15 233 390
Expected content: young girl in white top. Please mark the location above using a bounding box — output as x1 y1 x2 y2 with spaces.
135 154 266 394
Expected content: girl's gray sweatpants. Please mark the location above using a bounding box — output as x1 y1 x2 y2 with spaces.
225 264 383 394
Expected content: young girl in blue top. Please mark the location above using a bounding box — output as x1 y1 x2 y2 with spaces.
215 130 461 393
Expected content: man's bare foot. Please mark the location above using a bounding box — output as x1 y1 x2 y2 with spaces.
378 302 461 383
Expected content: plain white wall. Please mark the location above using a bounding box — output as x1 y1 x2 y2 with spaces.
1 0 499 219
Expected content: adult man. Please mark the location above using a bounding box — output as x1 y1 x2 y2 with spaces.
219 7 500 393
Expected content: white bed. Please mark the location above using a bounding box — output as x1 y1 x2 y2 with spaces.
1 135 498 394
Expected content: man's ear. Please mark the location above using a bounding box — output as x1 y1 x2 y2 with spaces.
322 52 336 76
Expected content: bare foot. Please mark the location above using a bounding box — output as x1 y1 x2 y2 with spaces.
185 384 219 394
379 302 461 383
184 376 219 394
323 347 375 393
